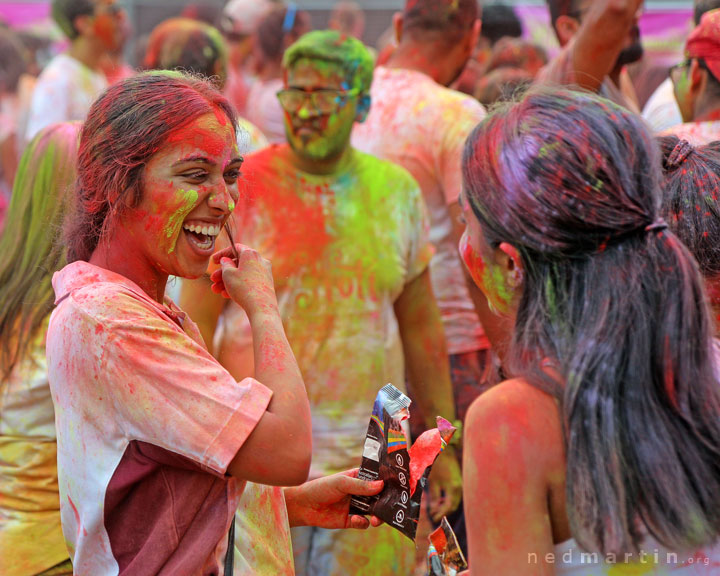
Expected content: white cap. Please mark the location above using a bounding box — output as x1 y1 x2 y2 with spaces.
220 0 275 36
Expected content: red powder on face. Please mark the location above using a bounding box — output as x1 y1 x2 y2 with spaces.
459 233 485 289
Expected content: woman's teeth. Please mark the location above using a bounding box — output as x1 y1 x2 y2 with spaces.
182 223 221 237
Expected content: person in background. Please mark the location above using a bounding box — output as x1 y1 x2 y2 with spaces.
538 0 644 112
100 10 134 85
181 31 461 576
25 0 125 140
352 0 489 555
0 122 80 576
328 1 365 40
143 16 268 167
244 2 311 143
453 2 523 96
0 27 29 232
659 136 720 332
665 8 720 145
219 0 276 118
474 67 534 107
460 86 720 575
644 0 720 134
473 38 548 106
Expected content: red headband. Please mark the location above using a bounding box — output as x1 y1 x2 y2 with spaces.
686 8 720 82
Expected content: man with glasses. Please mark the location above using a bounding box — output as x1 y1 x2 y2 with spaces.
183 30 460 576
664 8 720 145
25 0 125 141
538 0 644 112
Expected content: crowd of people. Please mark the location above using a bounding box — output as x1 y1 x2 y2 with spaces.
0 0 719 575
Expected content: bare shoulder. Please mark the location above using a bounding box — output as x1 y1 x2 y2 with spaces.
465 377 565 470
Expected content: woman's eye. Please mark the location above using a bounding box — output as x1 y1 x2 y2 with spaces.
183 171 207 180
458 213 467 225
224 169 241 183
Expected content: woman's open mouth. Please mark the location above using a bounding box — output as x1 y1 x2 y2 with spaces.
182 222 221 253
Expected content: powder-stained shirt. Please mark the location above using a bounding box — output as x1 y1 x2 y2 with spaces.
352 66 489 356
536 38 640 113
26 54 108 141
233 484 293 575
47 261 272 576
662 120 720 146
217 144 433 480
0 327 68 576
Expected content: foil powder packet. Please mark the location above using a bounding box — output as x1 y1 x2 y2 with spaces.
349 384 456 541
427 516 468 576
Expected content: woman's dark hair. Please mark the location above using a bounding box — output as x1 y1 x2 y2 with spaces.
144 18 228 88
659 136 720 278
463 87 720 556
66 71 237 262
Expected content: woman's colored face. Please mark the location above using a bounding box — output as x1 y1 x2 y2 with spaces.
459 191 515 316
129 111 242 280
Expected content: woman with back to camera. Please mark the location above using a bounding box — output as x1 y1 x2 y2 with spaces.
659 135 720 334
0 122 80 576
46 71 381 574
459 87 720 575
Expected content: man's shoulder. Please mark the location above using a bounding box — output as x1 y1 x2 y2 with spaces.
373 66 485 119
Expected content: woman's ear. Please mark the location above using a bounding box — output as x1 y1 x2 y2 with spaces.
497 242 524 289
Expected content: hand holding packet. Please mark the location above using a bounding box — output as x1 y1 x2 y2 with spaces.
348 384 456 541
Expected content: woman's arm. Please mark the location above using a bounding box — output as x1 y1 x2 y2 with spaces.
464 378 565 575
212 245 312 487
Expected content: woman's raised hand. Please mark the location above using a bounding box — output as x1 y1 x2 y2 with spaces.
210 244 278 318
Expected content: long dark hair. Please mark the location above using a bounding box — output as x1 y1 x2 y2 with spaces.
463 87 720 555
66 71 237 262
0 123 80 381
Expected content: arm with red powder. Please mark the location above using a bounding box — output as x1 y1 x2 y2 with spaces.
394 269 462 520
570 0 644 94
210 244 312 486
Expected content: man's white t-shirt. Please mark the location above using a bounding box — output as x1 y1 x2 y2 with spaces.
352 66 489 355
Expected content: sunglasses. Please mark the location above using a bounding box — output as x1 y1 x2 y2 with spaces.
276 88 359 115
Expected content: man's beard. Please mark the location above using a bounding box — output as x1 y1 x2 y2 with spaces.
615 26 644 67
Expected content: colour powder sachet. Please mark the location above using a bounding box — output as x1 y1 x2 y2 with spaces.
349 383 456 541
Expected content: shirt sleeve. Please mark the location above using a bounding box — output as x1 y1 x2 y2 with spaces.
439 96 487 206
94 291 272 475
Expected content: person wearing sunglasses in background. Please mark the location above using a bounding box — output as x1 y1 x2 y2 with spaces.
664 8 720 145
181 30 460 576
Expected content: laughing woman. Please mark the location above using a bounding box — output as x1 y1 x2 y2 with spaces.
459 88 720 575
46 72 379 575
